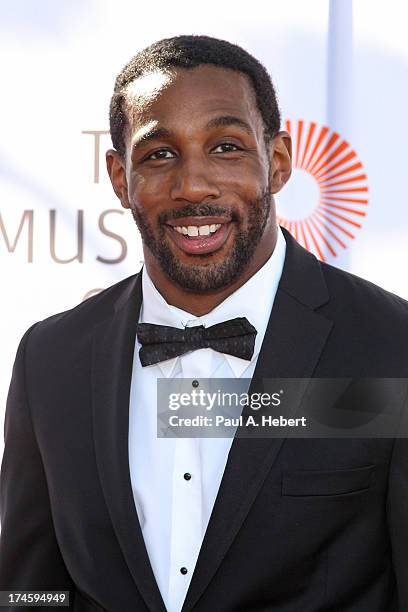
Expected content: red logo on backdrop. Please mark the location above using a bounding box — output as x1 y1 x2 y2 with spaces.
276 120 369 261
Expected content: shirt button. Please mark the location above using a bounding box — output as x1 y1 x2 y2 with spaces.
192 380 199 388
180 567 188 575
184 472 192 481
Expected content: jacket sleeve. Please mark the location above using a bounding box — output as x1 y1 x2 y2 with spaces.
387 386 408 610
0 324 75 609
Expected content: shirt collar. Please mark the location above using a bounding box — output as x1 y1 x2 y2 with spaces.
139 225 286 377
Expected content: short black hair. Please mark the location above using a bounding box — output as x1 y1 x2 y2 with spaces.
109 35 281 156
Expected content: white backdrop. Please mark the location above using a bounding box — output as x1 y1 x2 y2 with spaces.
1 0 408 443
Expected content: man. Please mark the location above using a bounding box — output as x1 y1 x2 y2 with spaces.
0 35 407 612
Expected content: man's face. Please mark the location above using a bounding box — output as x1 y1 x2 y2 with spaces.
107 65 291 292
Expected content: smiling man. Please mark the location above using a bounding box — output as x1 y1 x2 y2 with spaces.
1 35 408 612
107 50 290 314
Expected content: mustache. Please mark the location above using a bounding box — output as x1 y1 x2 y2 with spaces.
158 203 240 224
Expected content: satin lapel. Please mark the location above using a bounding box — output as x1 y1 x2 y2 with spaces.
91 273 167 612
182 231 334 612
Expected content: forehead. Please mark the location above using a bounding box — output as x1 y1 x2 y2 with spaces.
123 65 262 137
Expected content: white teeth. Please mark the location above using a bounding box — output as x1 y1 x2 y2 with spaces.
173 223 223 236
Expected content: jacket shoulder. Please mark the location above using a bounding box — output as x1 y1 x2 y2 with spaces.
26 273 139 346
312 262 408 375
321 261 408 320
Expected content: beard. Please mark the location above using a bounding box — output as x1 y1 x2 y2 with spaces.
130 191 272 292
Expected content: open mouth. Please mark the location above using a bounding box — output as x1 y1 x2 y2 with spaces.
165 217 233 255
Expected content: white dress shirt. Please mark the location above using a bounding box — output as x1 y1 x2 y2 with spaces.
128 226 286 612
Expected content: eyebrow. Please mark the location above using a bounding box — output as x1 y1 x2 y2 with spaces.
133 127 174 148
205 115 254 135
132 114 254 149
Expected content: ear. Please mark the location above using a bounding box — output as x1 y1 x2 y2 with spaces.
106 149 131 209
269 131 292 194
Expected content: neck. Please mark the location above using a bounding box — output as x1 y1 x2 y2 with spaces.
144 224 278 317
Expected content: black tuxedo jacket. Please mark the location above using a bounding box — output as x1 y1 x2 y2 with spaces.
1 228 408 611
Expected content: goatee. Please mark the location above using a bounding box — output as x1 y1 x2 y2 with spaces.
130 192 272 292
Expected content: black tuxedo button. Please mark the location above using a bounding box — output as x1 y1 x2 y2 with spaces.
180 567 188 574
184 473 192 480
192 380 199 387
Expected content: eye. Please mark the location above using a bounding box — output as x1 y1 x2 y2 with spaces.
144 148 176 161
212 142 242 154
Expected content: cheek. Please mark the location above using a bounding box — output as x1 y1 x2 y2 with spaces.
128 171 168 212
128 158 269 207
229 177 268 207
226 159 269 195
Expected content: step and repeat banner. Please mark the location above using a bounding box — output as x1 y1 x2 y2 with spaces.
1 0 407 428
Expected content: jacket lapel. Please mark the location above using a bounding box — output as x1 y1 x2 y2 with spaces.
181 230 334 612
91 273 167 612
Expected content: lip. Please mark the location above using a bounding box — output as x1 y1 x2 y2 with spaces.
165 221 233 255
166 216 231 227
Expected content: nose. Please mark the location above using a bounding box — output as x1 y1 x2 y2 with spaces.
170 156 221 203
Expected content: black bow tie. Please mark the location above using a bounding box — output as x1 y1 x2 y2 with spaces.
136 317 257 367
